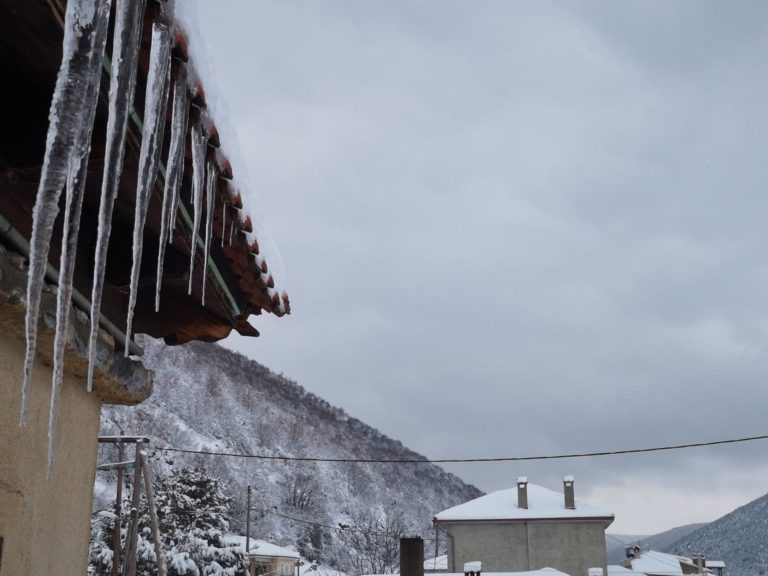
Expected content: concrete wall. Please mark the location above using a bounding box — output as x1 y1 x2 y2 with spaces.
0 332 102 576
445 520 608 576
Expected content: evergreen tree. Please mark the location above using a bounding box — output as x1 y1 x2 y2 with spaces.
89 466 247 576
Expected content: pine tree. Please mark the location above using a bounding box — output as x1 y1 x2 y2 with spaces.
89 466 247 576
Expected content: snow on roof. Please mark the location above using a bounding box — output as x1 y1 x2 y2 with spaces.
173 3 288 313
434 484 614 522
628 551 690 576
222 535 300 559
465 562 482 572
597 565 649 576
707 561 725 569
365 569 570 576
425 555 448 570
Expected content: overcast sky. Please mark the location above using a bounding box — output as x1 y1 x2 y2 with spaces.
181 0 768 534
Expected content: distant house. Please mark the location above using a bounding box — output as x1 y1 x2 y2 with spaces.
433 476 615 576
621 549 724 576
225 536 301 576
0 0 289 574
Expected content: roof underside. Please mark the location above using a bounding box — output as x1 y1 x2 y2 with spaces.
0 0 289 345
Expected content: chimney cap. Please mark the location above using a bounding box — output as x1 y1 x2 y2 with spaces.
517 476 528 484
563 475 575 483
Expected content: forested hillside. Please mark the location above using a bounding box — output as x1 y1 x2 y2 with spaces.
98 338 482 570
668 492 768 576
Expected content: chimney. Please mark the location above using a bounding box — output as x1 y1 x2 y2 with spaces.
563 475 575 510
517 477 528 509
400 538 424 576
693 554 706 574
464 561 482 576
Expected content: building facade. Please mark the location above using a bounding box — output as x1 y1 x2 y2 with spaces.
434 478 615 576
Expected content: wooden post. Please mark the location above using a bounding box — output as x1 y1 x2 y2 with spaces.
400 537 424 576
245 485 252 575
122 508 138 576
112 443 124 576
140 451 167 576
124 443 143 576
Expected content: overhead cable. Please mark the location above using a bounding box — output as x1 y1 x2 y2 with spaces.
156 432 768 464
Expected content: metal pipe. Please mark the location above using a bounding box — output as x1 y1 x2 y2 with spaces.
0 212 142 356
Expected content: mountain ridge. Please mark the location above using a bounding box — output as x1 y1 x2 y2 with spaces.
98 338 482 567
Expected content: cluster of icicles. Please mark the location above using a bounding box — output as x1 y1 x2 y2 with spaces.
18 0 265 476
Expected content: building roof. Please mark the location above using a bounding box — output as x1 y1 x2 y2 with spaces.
425 554 448 571
591 565 648 576
222 535 300 560
365 569 571 576
706 561 725 569
626 551 693 576
434 484 614 523
0 0 288 349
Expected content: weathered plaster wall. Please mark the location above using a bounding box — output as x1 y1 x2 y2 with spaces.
445 520 609 576
0 245 152 575
0 332 101 576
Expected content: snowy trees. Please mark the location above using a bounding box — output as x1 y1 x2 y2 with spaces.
89 466 247 576
339 508 413 575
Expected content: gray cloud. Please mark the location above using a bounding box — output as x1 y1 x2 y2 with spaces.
186 0 768 533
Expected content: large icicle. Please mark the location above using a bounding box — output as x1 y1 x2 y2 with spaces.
168 72 190 236
87 0 146 391
188 121 207 294
21 0 111 426
201 159 219 305
155 66 190 311
124 22 172 356
48 0 112 476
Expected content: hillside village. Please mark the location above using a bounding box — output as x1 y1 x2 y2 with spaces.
1 1 766 576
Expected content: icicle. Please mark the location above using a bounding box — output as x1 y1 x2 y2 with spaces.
47 0 111 476
229 219 235 246
155 66 190 311
87 0 146 391
188 121 207 294
221 200 227 247
124 22 171 356
168 76 190 236
201 160 218 305
21 0 111 426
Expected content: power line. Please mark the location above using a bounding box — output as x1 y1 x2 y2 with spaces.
270 509 410 539
156 433 768 464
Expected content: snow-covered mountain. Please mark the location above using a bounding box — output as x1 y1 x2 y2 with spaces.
99 338 482 566
667 492 768 576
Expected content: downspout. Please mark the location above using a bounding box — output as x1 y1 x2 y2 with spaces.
0 212 142 356
434 524 455 573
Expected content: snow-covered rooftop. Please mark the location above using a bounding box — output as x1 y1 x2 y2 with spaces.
627 551 692 576
173 4 289 313
592 565 648 576
365 569 570 576
434 484 614 522
222 535 300 559
425 555 448 571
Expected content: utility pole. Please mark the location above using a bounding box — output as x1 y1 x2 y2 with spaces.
112 443 124 576
245 485 252 576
